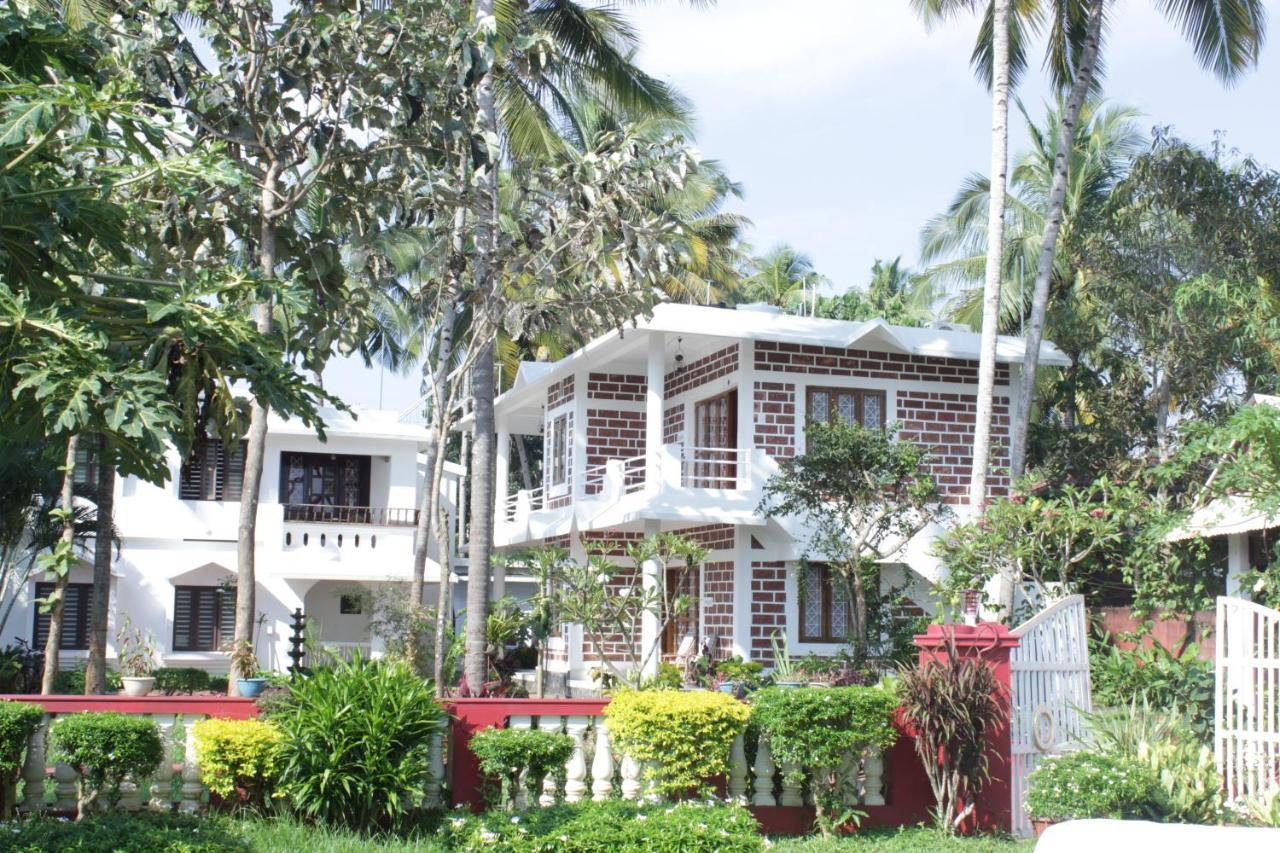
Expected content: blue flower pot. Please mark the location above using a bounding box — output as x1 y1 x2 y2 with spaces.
236 677 267 698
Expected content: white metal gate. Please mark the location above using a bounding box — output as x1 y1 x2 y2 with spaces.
1216 596 1280 804
1008 594 1092 837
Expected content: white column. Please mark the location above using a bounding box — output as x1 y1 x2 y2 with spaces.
645 332 666 492
572 369 589 501
640 518 662 679
731 527 754 661
494 427 510 601
1227 533 1249 598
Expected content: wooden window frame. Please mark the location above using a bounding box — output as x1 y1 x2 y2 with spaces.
33 582 92 651
179 439 248 502
691 389 738 486
172 585 235 652
798 564 851 644
278 452 371 509
805 386 887 430
549 413 569 489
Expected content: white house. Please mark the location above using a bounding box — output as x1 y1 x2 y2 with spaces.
486 302 1070 680
5 406 466 675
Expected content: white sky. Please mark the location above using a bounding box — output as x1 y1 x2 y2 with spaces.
326 0 1280 412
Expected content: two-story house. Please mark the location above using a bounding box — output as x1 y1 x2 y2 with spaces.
6 406 465 674
489 302 1069 681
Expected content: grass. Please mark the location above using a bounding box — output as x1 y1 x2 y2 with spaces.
770 826 1032 852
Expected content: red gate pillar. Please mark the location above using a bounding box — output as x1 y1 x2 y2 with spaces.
913 623 1019 834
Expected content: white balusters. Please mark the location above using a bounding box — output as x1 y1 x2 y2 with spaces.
590 719 614 801
779 760 803 807
117 774 141 812
19 716 47 814
178 716 203 813
840 751 858 806
619 754 642 801
751 736 776 806
509 715 533 809
728 733 748 804
537 716 563 806
53 760 77 814
862 747 885 806
563 716 589 803
149 716 176 811
424 729 445 810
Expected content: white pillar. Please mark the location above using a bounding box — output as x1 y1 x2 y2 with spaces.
640 519 662 679
645 332 666 492
1226 533 1249 598
572 369 589 501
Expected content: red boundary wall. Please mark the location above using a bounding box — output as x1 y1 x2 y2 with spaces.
0 694 260 718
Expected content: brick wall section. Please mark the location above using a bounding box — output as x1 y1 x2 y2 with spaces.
547 375 574 409
584 409 646 494
752 381 797 459
587 373 645 402
663 404 684 445
754 341 1010 384
703 560 734 659
896 390 1010 503
581 529 644 557
664 343 740 398
674 523 735 551
750 561 787 664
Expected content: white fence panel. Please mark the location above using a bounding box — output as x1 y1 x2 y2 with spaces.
1216 596 1280 804
1009 594 1092 837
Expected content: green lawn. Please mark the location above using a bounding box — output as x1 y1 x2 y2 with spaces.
772 827 1032 852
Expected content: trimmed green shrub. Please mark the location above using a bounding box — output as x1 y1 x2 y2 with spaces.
193 717 284 809
49 712 163 816
0 701 43 816
444 799 763 852
751 685 900 835
51 666 122 695
1025 751 1162 821
603 689 751 797
470 726 574 809
269 654 443 832
154 667 212 695
209 675 230 694
3 812 247 852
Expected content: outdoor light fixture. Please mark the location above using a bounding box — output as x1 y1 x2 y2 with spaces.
961 588 981 626
673 336 685 366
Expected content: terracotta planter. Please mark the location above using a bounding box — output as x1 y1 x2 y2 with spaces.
1031 818 1057 838
121 676 154 697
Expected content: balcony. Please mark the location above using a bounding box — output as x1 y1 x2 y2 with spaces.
282 504 419 527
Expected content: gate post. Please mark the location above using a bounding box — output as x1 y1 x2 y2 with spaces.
913 623 1019 834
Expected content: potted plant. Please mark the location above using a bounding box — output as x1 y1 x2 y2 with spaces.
769 631 804 688
227 640 266 698
115 617 157 696
714 656 764 696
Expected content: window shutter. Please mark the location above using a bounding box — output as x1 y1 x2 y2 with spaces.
218 588 236 649
173 587 194 650
223 441 246 500
33 582 92 651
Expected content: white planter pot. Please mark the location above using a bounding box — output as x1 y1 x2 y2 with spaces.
121 676 154 697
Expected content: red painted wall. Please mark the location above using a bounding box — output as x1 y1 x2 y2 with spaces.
1 694 260 718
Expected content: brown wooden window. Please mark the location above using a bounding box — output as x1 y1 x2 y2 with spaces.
173 585 236 652
799 564 851 643
180 439 247 501
33 582 92 651
806 387 886 429
547 413 569 488
279 452 370 508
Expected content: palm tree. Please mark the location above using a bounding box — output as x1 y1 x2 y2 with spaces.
912 0 1015 515
1003 0 1267 479
741 245 829 314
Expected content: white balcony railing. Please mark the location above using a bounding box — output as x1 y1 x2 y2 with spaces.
680 446 751 490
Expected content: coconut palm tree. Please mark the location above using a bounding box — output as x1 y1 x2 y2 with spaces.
913 0 1015 514
740 245 829 314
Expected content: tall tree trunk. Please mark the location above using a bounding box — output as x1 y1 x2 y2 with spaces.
970 0 1011 513
84 438 114 694
515 434 534 491
40 434 79 694
231 169 280 692
463 0 499 694
1009 0 1106 479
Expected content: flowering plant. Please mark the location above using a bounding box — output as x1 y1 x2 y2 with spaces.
1025 751 1162 821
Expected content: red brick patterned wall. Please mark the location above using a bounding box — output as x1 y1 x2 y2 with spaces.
752 381 797 458
663 404 684 445
754 341 1010 384
547 375 575 409
703 560 734 659
896 390 1010 503
587 373 645 402
585 410 646 491
750 560 788 663
664 344 740 398
674 523 735 551
581 529 645 556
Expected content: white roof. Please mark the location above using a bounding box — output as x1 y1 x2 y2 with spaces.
497 302 1071 410
269 406 430 443
1166 495 1280 541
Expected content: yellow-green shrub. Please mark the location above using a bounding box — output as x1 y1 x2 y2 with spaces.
193 718 283 807
603 689 750 797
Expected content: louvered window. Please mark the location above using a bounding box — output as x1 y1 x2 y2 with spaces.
806 387 886 430
179 439 247 501
799 564 851 644
33 582 92 651
173 586 236 652
72 443 99 488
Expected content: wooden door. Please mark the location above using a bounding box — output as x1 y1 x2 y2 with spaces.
692 390 737 487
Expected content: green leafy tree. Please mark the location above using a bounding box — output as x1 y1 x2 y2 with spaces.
759 421 944 660
816 257 937 327
739 244 828 313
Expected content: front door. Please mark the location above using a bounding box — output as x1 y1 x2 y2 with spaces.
661 565 699 658
692 390 737 487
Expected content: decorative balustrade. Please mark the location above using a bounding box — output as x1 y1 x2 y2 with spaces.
283 504 418 527
680 445 749 490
